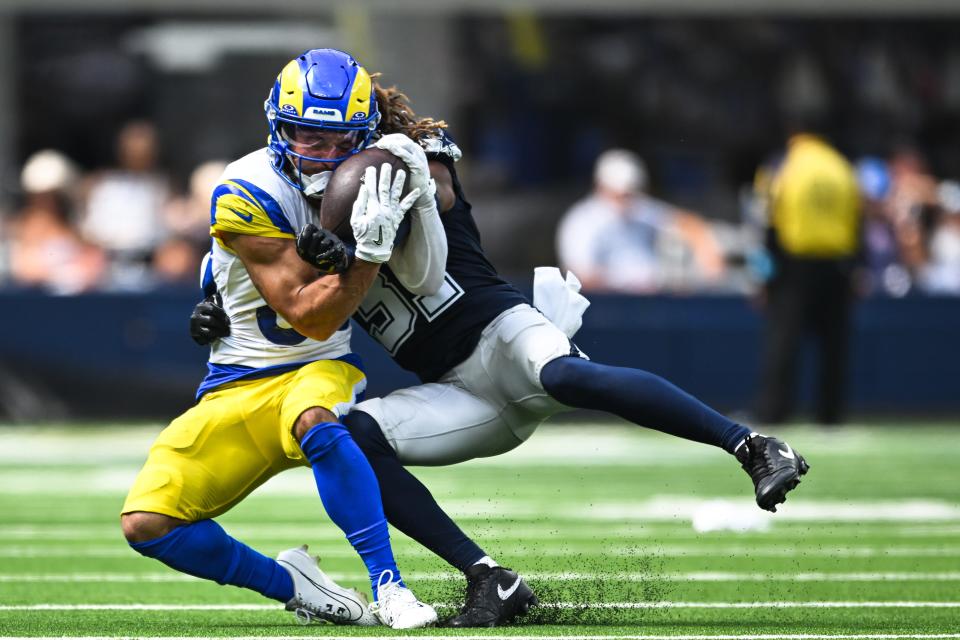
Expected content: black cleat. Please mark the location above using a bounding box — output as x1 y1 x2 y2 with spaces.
444 565 538 628
735 433 810 512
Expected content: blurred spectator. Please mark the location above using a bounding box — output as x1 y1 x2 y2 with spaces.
152 237 202 286
162 160 227 244
80 120 171 289
556 149 725 293
754 131 861 425
885 146 939 279
920 180 960 294
155 160 228 285
7 150 105 294
855 156 911 297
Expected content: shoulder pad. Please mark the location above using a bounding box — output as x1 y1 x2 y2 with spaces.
210 149 297 239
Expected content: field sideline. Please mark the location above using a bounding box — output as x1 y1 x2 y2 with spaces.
0 422 958 638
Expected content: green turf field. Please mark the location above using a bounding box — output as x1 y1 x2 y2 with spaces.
1 422 958 638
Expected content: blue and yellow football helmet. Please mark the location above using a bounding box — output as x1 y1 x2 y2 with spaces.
265 49 380 195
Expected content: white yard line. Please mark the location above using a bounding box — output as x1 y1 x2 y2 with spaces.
4 466 960 526
2 423 956 466
3 543 958 559
3 571 960 583
664 572 960 582
0 633 960 640
635 545 960 557
3 601 960 611
2 519 958 543
564 498 960 523
0 498 960 524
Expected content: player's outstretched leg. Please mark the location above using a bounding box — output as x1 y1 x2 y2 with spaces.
344 410 538 626
539 356 809 511
296 415 437 628
121 514 374 624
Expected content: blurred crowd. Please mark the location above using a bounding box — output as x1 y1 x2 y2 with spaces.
766 143 960 298
557 144 960 298
1 120 958 298
0 121 224 294
854 150 960 297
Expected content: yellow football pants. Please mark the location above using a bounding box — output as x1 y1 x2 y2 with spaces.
121 359 365 522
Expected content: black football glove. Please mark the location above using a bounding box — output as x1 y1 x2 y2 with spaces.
189 293 231 346
296 224 352 274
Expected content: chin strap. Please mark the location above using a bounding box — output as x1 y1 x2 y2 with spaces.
301 170 332 197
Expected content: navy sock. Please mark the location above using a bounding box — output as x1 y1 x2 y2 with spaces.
299 421 402 595
344 410 487 572
540 356 751 454
129 519 293 602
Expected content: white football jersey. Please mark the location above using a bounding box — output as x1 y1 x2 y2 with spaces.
206 148 351 370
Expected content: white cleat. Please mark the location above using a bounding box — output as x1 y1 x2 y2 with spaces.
277 545 379 626
369 571 438 629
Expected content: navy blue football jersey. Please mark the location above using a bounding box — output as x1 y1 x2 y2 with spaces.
353 143 529 382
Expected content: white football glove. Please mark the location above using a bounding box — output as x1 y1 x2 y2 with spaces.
373 133 438 217
351 164 421 264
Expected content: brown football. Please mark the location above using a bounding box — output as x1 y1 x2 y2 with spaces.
319 147 412 245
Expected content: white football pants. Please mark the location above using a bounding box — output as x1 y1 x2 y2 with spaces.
353 304 587 465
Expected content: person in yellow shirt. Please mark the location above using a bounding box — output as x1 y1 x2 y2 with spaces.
755 130 861 425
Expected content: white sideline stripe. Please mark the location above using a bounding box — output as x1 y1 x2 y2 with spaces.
571 497 960 523
5 469 960 524
667 572 960 582
3 521 959 542
4 572 960 583
4 543 960 559
4 461 960 524
3 601 960 611
2 633 960 640
3 423 957 466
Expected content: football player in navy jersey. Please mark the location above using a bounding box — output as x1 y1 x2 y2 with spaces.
191 47 809 628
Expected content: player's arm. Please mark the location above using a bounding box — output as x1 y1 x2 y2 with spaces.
373 134 451 296
222 164 417 341
381 159 452 296
222 231 378 341
431 161 455 213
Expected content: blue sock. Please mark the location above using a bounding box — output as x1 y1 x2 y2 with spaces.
344 410 487 573
129 519 293 602
540 356 751 454
300 421 403 597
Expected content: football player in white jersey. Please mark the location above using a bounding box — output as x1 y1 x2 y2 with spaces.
192 47 809 627
121 49 438 630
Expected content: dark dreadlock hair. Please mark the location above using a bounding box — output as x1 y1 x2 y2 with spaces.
372 75 447 143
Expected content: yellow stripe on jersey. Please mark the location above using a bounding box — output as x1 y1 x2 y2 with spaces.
344 67 372 121
277 59 304 117
209 179 295 240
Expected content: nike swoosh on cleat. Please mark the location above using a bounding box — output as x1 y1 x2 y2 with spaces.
497 576 522 601
778 444 795 460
